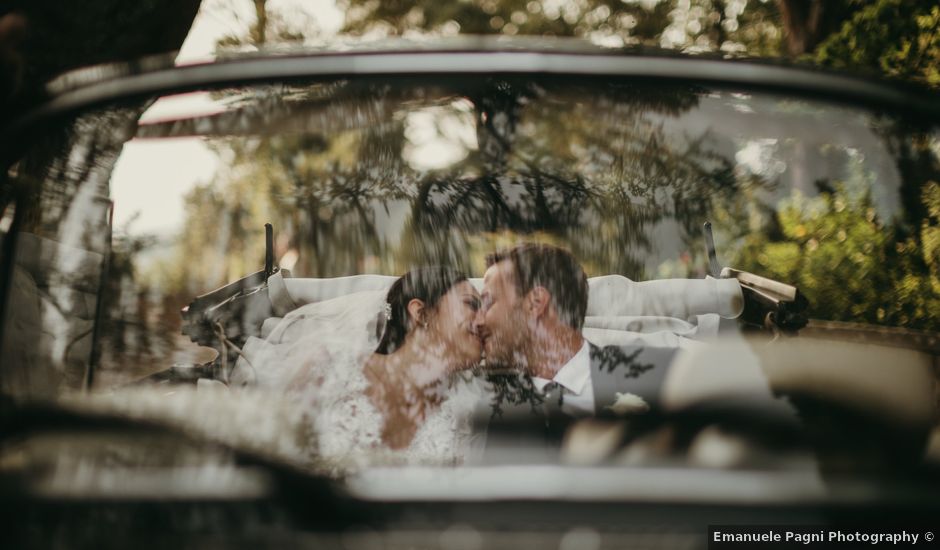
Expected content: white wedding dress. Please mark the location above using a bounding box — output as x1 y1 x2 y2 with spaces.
246 289 482 474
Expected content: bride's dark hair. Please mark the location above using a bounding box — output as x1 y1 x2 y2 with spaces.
375 266 468 355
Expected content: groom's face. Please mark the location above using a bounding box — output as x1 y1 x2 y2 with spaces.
476 260 529 368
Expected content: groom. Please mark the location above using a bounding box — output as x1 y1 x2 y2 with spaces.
473 243 676 446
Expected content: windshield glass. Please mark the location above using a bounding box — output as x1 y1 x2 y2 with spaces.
2 73 938 484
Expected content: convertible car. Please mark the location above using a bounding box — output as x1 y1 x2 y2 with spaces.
0 38 937 548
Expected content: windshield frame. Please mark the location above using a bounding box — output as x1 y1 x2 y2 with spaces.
6 47 940 142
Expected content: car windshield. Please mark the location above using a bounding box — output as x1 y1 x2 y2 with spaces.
1 70 938 486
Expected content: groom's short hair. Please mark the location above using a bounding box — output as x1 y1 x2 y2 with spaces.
485 243 588 330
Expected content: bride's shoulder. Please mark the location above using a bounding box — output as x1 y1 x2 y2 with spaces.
360 353 386 383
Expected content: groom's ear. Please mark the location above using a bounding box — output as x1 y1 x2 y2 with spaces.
525 286 551 318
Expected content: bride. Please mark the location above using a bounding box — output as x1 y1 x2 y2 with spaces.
250 267 484 471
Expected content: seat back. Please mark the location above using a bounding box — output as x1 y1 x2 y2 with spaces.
259 271 744 347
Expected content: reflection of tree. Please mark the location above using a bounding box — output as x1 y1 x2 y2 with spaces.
153 90 418 291
154 79 728 290
384 81 728 279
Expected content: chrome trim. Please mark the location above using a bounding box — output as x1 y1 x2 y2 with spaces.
23 51 940 126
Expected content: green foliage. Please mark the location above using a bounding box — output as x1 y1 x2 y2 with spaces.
814 0 940 87
205 0 936 84
337 0 782 55
923 181 940 268
340 0 667 39
730 183 940 332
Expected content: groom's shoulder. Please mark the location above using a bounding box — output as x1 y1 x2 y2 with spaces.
588 341 678 378
588 341 678 416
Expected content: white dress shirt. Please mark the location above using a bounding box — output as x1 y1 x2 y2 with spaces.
531 340 594 416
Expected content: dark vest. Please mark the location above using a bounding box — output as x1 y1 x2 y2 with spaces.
474 342 677 463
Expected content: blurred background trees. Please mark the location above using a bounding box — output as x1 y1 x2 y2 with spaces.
1 1 935 105
337 0 938 86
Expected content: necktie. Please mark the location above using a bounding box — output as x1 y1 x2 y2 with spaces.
541 381 566 426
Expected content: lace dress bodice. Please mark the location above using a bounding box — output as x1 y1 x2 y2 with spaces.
311 363 480 475
251 290 481 475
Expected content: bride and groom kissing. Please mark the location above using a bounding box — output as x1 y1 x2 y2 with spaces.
270 243 671 469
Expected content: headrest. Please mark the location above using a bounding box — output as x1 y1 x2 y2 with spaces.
268 272 744 321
